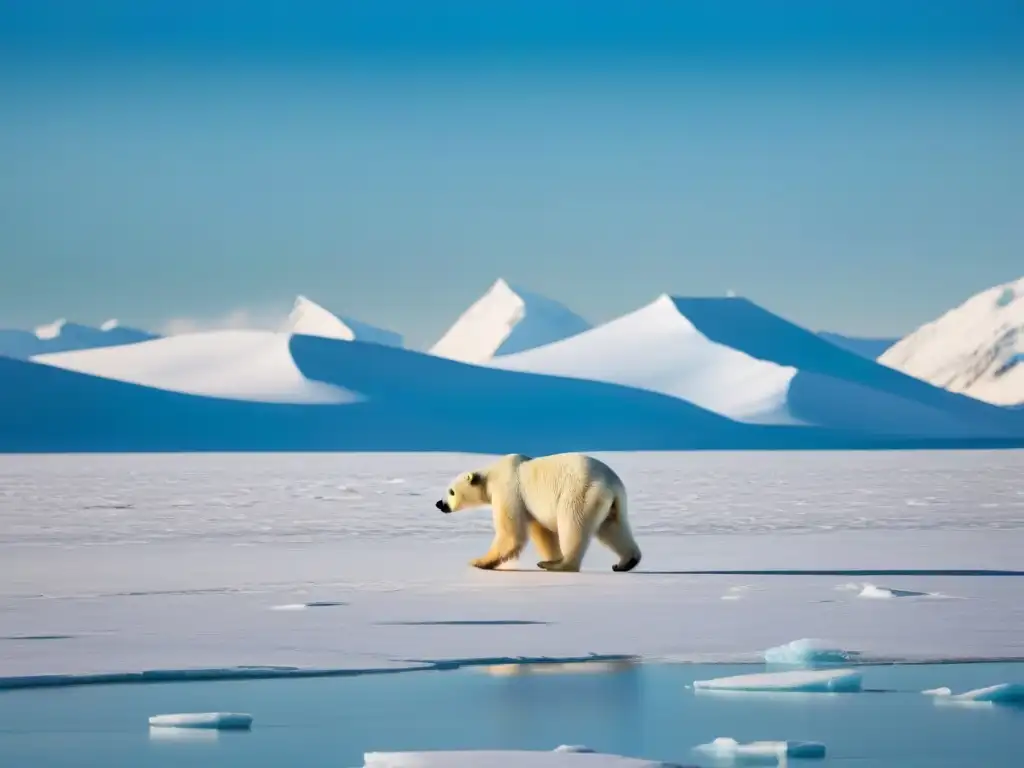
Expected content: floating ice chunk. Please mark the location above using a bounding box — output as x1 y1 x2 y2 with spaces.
692 668 862 693
857 584 931 599
927 683 1024 706
694 737 826 763
270 601 345 611
955 683 1024 703
148 712 253 730
362 750 685 767
554 745 597 753
763 638 859 666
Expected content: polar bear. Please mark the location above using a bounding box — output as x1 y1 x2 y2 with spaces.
435 452 642 573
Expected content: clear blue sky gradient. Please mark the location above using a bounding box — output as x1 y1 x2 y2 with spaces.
2 1 1023 348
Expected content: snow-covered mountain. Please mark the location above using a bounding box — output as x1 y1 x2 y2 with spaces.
429 279 591 364
282 295 403 348
33 330 356 404
490 294 1019 438
0 318 158 360
879 277 1024 406
489 294 798 423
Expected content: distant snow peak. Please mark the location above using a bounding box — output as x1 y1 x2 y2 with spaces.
34 318 67 340
429 278 592 364
880 275 1024 406
284 295 403 348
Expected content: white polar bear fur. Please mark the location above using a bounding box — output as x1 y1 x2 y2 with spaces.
439 452 642 573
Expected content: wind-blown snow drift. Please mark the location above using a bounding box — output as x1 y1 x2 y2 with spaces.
0 319 158 360
33 330 356 404
430 279 591 363
283 295 403 348
879 276 1024 406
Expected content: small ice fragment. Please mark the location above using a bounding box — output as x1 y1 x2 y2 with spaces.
363 750 685 767
694 737 826 763
554 745 597 753
763 638 858 666
148 712 253 730
951 683 1024 704
857 584 930 599
693 668 862 693
922 687 952 697
271 601 344 611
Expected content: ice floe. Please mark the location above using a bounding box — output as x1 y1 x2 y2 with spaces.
148 712 253 730
692 668 863 693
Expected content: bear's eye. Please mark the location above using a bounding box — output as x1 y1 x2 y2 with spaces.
448 489 455 496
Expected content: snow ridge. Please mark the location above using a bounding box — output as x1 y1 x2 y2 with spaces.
32 330 357 404
489 294 799 423
283 295 403 348
879 276 1024 405
429 279 591 364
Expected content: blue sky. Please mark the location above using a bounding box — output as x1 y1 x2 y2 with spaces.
2 1 1023 349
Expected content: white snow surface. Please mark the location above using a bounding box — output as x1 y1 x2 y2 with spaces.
429 279 592 364
488 295 799 423
283 295 404 348
362 749 679 768
0 450 1023 683
31 329 358 404
880 275 1024 405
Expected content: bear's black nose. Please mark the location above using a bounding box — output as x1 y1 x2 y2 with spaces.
436 499 451 514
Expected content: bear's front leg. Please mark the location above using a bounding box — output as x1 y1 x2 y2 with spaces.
470 531 524 570
470 534 507 570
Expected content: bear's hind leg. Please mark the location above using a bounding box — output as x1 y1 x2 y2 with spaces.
539 497 606 572
596 511 642 573
529 520 562 568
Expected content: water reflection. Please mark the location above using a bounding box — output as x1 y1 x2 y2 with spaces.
473 658 646 756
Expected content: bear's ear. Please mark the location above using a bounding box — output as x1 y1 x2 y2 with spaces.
466 472 482 486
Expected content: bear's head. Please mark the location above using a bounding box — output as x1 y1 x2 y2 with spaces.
436 471 487 514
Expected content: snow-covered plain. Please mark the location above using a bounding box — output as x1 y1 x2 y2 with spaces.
1 450 1022 685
